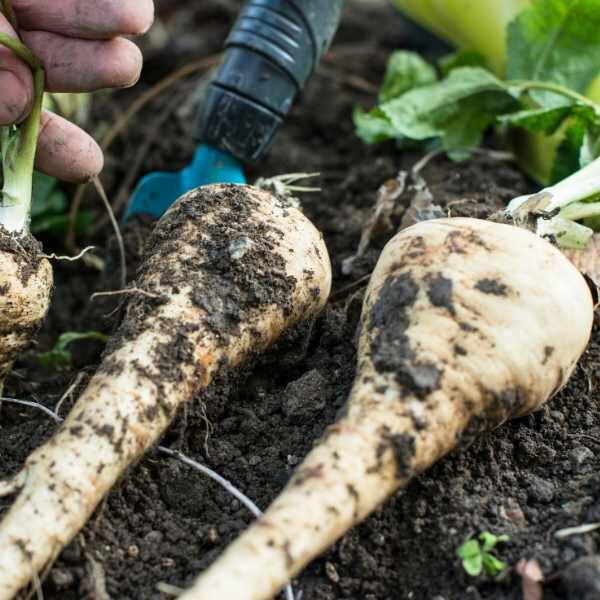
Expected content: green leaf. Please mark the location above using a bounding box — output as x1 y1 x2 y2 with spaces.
479 531 509 552
30 171 65 216
353 106 398 144
31 210 93 236
457 539 481 560
462 554 483 577
439 50 488 76
38 331 108 369
29 170 94 236
379 50 438 102
498 105 574 135
380 67 516 154
482 553 507 576
553 122 589 182
580 128 600 167
507 0 600 107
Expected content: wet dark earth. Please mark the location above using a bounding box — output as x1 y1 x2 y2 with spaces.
1 1 600 599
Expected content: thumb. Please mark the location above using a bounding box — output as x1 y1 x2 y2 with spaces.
0 12 33 125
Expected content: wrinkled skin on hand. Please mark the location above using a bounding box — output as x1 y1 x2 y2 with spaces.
0 0 154 182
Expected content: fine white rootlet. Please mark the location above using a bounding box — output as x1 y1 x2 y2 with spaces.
180 218 594 600
0 185 332 599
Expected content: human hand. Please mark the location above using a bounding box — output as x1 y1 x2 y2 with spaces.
0 0 154 182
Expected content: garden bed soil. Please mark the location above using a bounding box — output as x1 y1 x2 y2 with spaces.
2 1 600 599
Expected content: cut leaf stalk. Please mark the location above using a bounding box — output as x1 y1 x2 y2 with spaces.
507 155 600 247
0 32 45 234
0 26 53 393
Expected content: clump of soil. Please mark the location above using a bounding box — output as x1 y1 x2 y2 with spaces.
1 1 599 599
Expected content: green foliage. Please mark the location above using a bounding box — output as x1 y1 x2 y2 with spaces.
379 51 437 102
38 331 108 369
506 0 600 103
439 50 488 76
30 171 92 236
355 0 600 180
457 532 509 577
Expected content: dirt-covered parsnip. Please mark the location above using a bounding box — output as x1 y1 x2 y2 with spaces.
0 32 52 393
0 185 331 599
0 237 52 391
182 217 593 600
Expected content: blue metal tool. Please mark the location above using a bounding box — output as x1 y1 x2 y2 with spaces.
125 0 345 220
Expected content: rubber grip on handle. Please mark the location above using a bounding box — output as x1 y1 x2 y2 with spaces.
195 0 344 163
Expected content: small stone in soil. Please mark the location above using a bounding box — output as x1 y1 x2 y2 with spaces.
51 569 74 589
325 561 340 583
282 369 329 420
208 527 219 544
526 474 555 504
568 446 594 471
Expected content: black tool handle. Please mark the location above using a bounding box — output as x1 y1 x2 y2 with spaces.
194 0 344 163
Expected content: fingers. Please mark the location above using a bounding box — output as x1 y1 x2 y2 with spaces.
36 110 103 183
22 31 143 91
0 13 32 124
13 0 154 39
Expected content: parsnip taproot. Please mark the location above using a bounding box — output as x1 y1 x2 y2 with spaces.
0 236 52 393
0 184 331 600
0 34 52 393
181 217 593 600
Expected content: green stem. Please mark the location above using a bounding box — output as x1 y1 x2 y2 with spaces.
508 79 600 111
560 200 600 221
0 32 40 70
0 33 44 233
1 0 18 31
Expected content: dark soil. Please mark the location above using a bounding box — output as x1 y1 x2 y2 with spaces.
2 1 599 599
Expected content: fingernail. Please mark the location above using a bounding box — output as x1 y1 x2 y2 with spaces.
0 71 30 125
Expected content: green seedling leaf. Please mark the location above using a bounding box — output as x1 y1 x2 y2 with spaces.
38 331 108 369
458 540 483 576
482 553 508 576
507 0 600 107
458 533 509 578
479 531 509 552
379 50 438 102
380 67 517 155
463 553 484 577
458 539 481 559
439 50 488 76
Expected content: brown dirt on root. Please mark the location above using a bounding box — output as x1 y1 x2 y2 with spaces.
0 228 44 286
1 2 600 600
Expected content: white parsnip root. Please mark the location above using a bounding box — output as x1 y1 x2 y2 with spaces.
0 235 52 393
181 217 593 600
0 184 331 599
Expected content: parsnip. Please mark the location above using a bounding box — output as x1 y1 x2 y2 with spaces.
181 217 593 600
0 31 51 393
0 184 332 600
0 235 52 393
